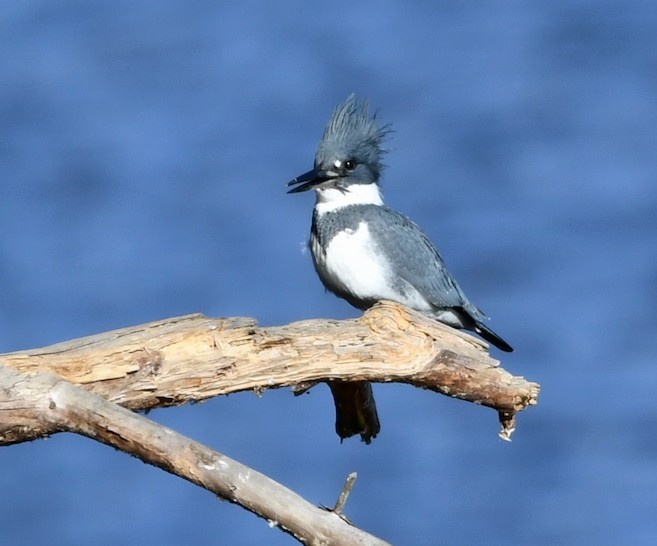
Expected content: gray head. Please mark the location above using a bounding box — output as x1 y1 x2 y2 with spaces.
287 94 391 194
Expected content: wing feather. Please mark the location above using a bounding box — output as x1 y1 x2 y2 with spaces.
361 205 486 320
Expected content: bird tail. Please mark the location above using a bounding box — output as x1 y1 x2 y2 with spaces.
474 322 513 353
328 381 380 444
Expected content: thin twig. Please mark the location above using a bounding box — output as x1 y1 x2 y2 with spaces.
334 472 358 517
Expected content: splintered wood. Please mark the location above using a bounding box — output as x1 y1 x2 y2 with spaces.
0 301 539 444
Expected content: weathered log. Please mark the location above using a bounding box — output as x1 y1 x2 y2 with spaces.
0 301 539 544
0 301 538 444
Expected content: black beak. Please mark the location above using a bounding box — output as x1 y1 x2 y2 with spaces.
286 168 334 194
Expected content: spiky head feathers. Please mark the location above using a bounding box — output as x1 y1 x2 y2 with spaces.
315 94 391 183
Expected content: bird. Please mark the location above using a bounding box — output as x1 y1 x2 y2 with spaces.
287 94 512 444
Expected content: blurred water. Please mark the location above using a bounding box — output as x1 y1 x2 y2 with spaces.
1 2 656 545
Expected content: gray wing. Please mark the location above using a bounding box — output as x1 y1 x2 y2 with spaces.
362 205 486 320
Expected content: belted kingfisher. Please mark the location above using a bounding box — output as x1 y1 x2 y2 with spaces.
287 94 512 444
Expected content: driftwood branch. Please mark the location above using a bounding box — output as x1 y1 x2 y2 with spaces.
0 364 388 545
0 301 539 544
0 301 538 444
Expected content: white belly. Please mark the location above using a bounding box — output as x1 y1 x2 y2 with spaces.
312 221 432 310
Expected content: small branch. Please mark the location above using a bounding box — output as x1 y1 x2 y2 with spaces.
0 365 390 546
333 472 359 517
0 301 539 445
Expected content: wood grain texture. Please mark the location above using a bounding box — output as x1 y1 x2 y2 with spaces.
0 301 538 444
0 301 539 544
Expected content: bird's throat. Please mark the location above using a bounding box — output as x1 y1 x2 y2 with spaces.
315 183 383 216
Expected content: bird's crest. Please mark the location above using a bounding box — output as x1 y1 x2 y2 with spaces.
316 94 391 177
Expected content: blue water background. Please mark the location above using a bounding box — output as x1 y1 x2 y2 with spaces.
1 2 656 544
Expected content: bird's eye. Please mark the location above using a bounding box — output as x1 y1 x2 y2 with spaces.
345 159 356 171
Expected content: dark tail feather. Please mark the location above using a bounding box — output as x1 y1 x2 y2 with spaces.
328 381 380 444
474 322 513 352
